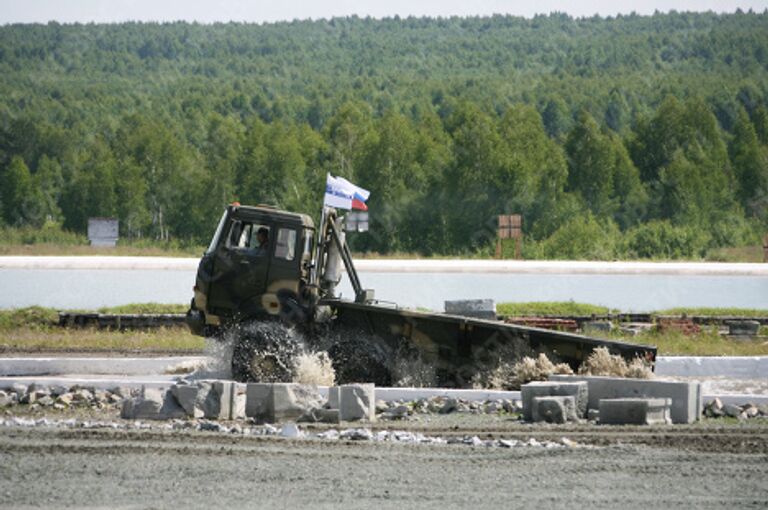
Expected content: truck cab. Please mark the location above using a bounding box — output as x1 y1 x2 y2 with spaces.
186 203 316 336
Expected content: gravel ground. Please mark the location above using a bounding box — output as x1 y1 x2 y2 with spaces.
1 415 767 510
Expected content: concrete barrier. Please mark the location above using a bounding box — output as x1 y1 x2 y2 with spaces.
444 299 496 320
531 396 578 424
549 375 701 424
328 384 375 422
521 381 588 421
656 356 768 379
0 357 207 377
599 398 672 425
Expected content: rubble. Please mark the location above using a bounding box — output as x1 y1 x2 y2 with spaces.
704 399 768 421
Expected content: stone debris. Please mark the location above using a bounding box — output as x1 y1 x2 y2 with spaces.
1 383 124 412
704 399 768 421
0 414 590 449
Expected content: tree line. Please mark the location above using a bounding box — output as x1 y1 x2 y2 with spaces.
0 12 767 258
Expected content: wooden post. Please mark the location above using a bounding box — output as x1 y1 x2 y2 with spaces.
763 234 768 263
497 215 522 259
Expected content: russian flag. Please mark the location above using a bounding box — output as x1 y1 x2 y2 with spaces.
324 174 370 211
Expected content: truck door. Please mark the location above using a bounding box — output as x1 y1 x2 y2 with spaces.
207 219 273 316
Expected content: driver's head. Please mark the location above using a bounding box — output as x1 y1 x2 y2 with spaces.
256 227 269 246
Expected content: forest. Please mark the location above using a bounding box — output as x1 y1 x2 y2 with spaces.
0 11 767 259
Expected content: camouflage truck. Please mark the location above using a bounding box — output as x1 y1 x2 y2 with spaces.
186 203 657 386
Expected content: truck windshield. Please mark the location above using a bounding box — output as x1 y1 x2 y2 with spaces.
205 211 228 254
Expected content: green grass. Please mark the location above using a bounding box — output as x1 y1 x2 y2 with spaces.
615 328 768 356
96 303 188 314
497 301 615 316
656 307 768 317
0 305 200 352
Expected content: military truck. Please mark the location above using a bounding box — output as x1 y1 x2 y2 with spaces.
186 203 656 386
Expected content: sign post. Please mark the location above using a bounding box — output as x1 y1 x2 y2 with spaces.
496 215 522 259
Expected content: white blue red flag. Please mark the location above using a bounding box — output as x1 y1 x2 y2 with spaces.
324 173 370 211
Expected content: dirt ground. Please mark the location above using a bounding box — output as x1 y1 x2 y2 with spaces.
1 414 767 510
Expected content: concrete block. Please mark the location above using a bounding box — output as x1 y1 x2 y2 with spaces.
170 381 245 420
246 383 323 423
521 381 588 421
725 320 760 336
531 396 577 424
599 398 672 425
338 384 375 422
583 321 613 333
273 384 323 422
245 383 273 420
444 299 496 320
549 375 701 424
171 384 205 418
121 387 186 420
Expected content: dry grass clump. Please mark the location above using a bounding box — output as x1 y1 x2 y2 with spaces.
513 353 575 385
578 346 652 379
483 353 574 390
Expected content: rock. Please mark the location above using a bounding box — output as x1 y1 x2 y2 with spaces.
704 398 725 418
49 385 68 397
723 404 743 418
280 423 303 438
531 396 577 424
375 400 390 414
171 384 206 418
439 398 458 414
37 396 54 407
587 409 600 421
708 398 723 411
758 404 768 416
339 428 373 441
55 393 74 406
0 391 10 408
198 421 221 432
502 399 516 413
298 408 341 424
743 405 759 418
53 403 66 411
121 387 186 420
10 384 27 397
380 405 409 421
485 402 499 414
72 389 93 404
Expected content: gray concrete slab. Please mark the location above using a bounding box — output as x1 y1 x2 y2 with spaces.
599 398 672 425
549 375 701 424
521 381 588 421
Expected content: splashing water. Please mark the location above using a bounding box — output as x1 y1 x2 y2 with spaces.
294 351 336 386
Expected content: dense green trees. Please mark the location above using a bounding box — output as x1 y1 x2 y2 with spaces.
1 12 767 259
